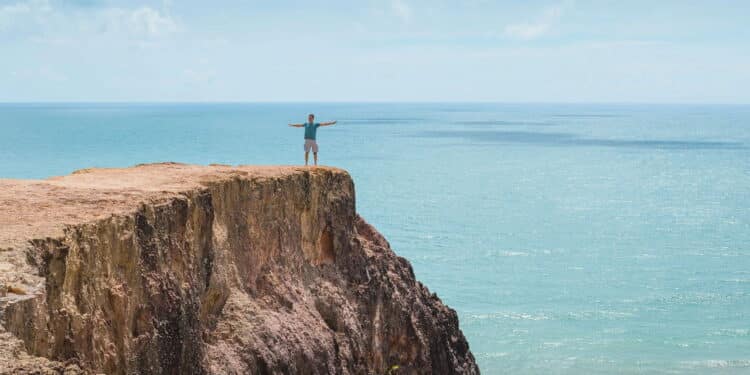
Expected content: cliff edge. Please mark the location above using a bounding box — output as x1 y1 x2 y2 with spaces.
0 163 478 374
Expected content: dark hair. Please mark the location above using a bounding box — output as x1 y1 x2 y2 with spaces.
308 113 315 118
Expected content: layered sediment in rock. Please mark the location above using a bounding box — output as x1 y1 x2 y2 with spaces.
0 163 478 374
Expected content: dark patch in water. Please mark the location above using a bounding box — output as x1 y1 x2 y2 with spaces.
454 120 554 126
340 118 422 123
416 130 746 150
551 114 625 118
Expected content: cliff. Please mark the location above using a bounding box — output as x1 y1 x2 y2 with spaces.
0 163 478 375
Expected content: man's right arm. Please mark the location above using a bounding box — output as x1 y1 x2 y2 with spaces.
288 123 304 127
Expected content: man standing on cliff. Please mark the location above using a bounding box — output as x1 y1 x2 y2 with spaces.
289 114 337 167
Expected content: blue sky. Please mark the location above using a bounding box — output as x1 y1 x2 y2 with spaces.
1 0 748 102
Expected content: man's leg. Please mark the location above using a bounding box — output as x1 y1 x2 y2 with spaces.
304 151 309 166
312 141 319 166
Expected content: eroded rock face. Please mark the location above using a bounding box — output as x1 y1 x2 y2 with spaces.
0 163 478 374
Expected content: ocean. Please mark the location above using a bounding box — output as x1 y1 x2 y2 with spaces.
1 103 749 374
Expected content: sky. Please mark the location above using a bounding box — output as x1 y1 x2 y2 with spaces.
0 0 748 103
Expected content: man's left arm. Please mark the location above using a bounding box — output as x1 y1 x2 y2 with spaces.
319 121 337 126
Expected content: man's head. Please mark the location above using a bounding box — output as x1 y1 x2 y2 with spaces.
308 114 314 123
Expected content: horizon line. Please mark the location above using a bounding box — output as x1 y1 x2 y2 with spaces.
1 101 749 106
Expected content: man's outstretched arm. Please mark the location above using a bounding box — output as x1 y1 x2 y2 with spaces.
288 123 304 127
319 121 337 126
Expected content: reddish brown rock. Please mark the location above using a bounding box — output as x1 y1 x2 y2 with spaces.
0 163 478 374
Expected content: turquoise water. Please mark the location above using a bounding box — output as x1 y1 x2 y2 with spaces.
2 103 749 374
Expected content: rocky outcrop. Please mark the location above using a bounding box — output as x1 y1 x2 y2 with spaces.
0 163 478 374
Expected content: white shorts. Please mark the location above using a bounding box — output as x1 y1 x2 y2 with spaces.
304 139 319 153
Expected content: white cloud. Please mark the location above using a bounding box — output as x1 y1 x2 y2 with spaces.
504 5 563 40
0 0 51 17
0 0 179 39
391 0 411 22
101 6 178 37
0 0 52 33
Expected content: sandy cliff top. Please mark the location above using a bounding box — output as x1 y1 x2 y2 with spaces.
0 162 345 249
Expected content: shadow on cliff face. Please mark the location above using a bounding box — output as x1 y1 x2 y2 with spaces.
415 130 746 150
